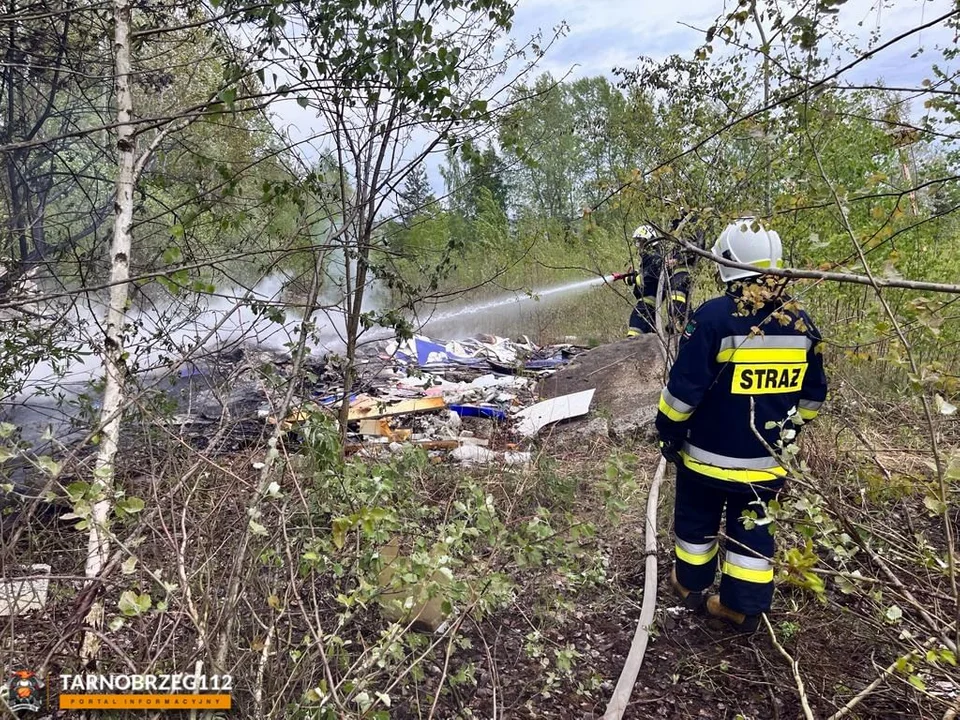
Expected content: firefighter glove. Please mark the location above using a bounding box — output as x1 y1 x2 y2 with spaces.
659 437 682 466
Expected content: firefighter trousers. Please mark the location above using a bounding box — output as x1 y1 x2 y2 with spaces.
673 465 776 616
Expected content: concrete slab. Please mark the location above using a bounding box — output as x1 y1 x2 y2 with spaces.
0 564 51 616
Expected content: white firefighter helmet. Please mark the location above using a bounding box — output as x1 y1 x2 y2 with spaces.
711 218 783 282
632 224 661 248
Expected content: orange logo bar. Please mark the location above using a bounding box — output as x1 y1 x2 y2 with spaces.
59 694 231 709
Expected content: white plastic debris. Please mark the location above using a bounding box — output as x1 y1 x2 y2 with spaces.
450 445 497 464
470 374 528 390
458 436 489 447
0 564 51 616
514 389 596 438
504 451 532 465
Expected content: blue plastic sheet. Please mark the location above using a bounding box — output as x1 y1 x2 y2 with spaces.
447 404 508 421
415 338 485 367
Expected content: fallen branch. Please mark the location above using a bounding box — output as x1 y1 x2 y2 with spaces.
674 237 960 295
763 614 816 720
847 505 957 654
601 456 667 720
811 138 960 653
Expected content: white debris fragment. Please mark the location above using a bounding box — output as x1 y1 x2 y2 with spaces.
470 374 528 390
0 564 51 616
514 389 596 438
457 436 489 447
450 445 497 464
504 451 532 465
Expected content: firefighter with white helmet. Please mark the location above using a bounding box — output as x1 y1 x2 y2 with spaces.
621 220 695 336
712 219 784 282
656 217 828 632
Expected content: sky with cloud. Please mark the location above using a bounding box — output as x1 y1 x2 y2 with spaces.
412 0 956 192
270 0 957 196
509 0 955 88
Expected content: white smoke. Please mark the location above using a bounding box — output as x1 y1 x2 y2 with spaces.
1 268 606 447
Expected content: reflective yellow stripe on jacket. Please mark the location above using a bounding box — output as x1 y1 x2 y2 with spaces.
659 388 695 422
716 334 811 364
680 442 786 483
798 398 822 420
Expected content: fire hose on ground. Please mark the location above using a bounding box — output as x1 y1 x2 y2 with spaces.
600 267 672 720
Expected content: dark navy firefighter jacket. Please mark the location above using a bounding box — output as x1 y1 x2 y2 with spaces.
655 289 828 490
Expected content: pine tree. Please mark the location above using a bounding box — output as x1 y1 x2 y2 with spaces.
397 165 436 226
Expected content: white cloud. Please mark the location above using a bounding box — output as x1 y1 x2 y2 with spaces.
268 0 957 194
510 0 956 85
512 0 721 80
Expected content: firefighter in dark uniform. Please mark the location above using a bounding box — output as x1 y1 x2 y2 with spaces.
661 210 707 331
655 218 828 632
623 223 693 336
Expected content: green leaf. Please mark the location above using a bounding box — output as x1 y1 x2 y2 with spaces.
248 519 269 537
355 691 373 712
121 556 138 575
265 481 282 499
118 590 152 617
331 517 351 550
297 96 310 108
66 482 90 501
885 605 903 623
908 674 926 691
935 394 957 416
108 616 125 632
923 495 947 515
36 456 60 476
946 456 960 481
116 496 145 516
0 423 16 439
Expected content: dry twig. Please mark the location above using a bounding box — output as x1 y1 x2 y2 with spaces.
763 614 816 720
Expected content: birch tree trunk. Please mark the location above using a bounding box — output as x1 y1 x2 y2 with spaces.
80 0 135 665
